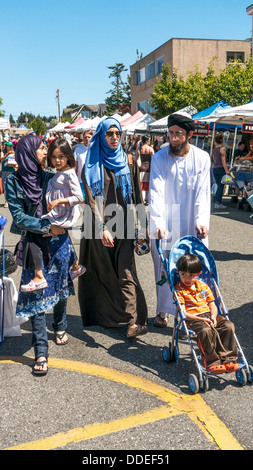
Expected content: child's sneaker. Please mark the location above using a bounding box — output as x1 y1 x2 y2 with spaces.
224 362 241 372
70 265 86 280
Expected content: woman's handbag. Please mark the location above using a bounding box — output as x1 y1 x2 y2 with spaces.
133 229 150 256
128 154 150 256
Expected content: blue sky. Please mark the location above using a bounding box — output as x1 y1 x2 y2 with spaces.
1 0 252 119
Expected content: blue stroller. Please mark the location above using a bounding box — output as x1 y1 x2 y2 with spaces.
156 235 253 393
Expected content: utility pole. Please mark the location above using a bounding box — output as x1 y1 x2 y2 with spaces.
56 89 61 122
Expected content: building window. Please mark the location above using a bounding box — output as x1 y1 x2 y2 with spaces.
136 67 146 84
156 56 164 74
226 51 245 63
137 101 146 113
146 62 155 80
147 100 156 114
81 111 90 118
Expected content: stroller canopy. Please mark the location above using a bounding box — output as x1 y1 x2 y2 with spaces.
168 236 219 290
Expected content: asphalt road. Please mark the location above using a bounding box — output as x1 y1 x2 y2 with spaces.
0 195 252 457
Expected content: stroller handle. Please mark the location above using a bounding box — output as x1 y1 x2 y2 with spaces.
156 239 166 263
156 238 163 255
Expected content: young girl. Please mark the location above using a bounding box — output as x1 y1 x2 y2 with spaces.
21 138 85 293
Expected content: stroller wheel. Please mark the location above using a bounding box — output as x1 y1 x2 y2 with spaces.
202 376 209 392
189 374 199 394
235 368 247 386
162 343 176 363
247 365 253 384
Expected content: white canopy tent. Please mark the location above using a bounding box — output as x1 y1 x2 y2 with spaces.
149 105 197 133
67 113 132 132
49 122 70 132
111 112 131 122
0 118 10 130
70 118 93 132
203 101 253 125
199 101 253 162
122 113 156 135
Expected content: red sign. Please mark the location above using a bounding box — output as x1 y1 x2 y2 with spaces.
241 123 253 133
193 122 210 136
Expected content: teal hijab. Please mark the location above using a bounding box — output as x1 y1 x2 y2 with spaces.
84 117 132 203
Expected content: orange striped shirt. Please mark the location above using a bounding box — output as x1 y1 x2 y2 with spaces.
174 279 215 315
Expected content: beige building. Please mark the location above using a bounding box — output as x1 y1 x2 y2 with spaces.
247 4 253 58
130 38 251 115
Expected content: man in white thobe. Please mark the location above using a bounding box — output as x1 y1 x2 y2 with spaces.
149 112 211 327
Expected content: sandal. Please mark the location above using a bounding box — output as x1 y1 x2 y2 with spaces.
33 359 48 376
70 265 86 280
54 331 69 346
126 325 148 339
206 364 226 374
153 313 168 328
224 362 240 372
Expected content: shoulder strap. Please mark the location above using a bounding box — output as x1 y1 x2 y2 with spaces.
128 154 136 204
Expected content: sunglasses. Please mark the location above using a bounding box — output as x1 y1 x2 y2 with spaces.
105 131 122 138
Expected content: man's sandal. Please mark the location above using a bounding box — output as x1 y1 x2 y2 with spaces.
33 359 48 376
153 313 168 328
54 331 69 346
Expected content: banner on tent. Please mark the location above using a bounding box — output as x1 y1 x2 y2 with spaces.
193 122 210 136
241 123 253 133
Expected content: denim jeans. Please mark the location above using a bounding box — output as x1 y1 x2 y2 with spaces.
31 297 68 360
213 167 225 204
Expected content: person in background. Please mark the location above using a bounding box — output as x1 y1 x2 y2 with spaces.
234 141 246 160
138 135 154 205
1 141 17 208
212 134 230 209
236 138 253 163
74 129 93 187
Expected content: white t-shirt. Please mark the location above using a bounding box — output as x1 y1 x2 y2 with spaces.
74 143 88 183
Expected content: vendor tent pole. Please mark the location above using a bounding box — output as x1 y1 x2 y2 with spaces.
210 122 216 156
230 126 237 167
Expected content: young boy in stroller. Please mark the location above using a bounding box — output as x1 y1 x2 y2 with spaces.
174 254 240 374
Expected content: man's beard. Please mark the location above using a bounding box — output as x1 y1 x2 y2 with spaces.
170 139 189 156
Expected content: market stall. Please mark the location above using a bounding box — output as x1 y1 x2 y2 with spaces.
122 113 155 135
202 100 253 163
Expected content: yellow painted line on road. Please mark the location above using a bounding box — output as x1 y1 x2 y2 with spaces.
0 356 243 451
4 405 180 451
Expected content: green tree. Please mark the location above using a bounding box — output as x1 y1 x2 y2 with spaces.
215 57 253 106
17 112 36 124
105 63 128 115
29 116 47 135
0 97 4 117
149 57 253 118
149 64 185 118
